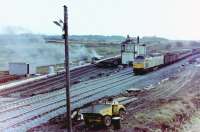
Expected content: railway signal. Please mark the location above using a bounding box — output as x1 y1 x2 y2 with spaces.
53 5 72 132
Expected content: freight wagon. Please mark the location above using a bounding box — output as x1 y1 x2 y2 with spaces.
164 53 178 65
95 55 121 68
192 48 200 55
177 49 193 60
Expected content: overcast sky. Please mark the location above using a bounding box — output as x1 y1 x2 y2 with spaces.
0 0 199 40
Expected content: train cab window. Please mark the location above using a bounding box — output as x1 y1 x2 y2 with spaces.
136 56 145 60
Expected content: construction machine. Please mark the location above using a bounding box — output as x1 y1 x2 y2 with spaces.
82 100 125 128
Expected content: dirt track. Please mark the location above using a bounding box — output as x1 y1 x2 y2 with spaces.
121 63 200 131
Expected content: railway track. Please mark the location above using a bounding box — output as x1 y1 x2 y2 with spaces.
0 64 96 96
20 67 119 97
0 64 118 97
0 55 198 131
0 69 132 113
127 65 196 114
0 63 187 131
0 69 133 131
0 56 121 97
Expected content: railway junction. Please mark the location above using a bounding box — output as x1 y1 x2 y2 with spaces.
0 36 199 131
0 52 199 131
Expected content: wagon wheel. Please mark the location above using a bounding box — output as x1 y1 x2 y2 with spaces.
84 119 90 127
104 116 112 127
113 60 119 65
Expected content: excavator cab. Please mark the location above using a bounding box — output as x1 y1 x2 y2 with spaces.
82 99 125 128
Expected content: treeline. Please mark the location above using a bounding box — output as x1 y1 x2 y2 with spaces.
43 35 125 43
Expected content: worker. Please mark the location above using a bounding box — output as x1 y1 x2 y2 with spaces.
71 108 82 122
106 97 114 104
106 97 119 105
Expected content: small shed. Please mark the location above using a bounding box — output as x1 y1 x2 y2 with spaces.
9 62 29 76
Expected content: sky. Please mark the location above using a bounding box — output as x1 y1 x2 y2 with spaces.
0 0 199 40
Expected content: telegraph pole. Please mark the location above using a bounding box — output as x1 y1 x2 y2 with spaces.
63 5 72 132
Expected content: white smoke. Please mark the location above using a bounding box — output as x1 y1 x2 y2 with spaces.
0 26 102 70
91 49 103 59
0 35 64 72
70 45 103 63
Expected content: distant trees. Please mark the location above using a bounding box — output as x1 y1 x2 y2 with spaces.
190 41 200 47
176 41 183 48
165 44 172 50
69 35 125 43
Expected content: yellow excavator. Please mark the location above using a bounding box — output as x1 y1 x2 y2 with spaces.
82 98 126 128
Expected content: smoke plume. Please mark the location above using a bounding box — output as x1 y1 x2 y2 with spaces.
0 26 102 71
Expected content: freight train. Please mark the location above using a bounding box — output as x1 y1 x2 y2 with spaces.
133 48 200 75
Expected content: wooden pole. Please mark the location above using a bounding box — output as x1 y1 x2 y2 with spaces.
63 5 72 132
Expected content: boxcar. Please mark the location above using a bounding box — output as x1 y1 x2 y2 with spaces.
177 49 192 60
164 53 178 65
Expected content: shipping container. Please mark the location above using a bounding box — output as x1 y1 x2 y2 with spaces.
9 63 29 76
